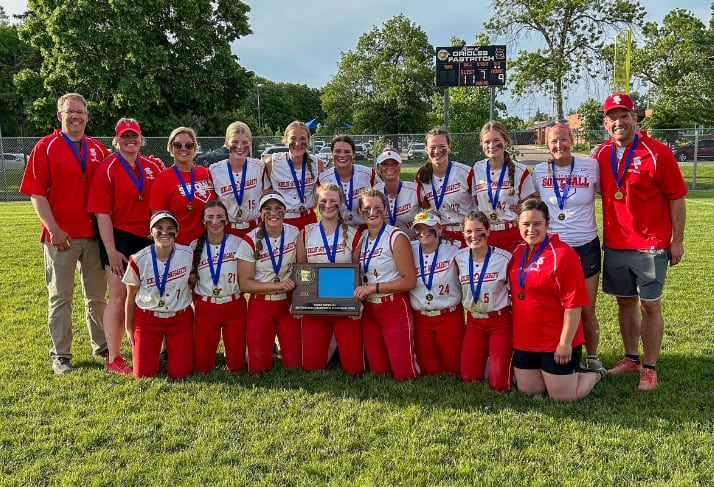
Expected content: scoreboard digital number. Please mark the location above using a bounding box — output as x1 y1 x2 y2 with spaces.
435 45 507 88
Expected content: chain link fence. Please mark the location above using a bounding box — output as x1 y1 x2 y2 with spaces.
1 128 709 201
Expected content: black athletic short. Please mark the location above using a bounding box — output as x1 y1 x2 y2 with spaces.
572 236 601 279
512 345 583 375
99 227 151 269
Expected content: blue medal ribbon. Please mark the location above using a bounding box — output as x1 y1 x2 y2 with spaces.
264 227 285 279
319 221 341 263
287 154 307 206
469 246 492 306
419 238 441 292
206 234 227 288
486 160 508 213
551 157 574 213
610 133 639 190
518 235 550 291
334 166 354 212
116 152 144 194
430 160 452 211
60 131 87 173
151 245 174 302
172 165 196 202
362 222 386 278
383 182 402 226
227 159 248 211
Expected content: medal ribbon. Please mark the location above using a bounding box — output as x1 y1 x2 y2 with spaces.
116 152 144 194
227 159 248 209
486 160 508 213
334 166 354 212
383 182 402 226
610 133 639 190
151 245 174 301
518 235 550 291
172 165 196 202
419 238 441 292
362 222 386 278
319 221 341 263
469 246 492 306
551 157 574 212
287 154 307 206
430 160 452 211
206 234 227 288
60 131 87 173
264 227 285 279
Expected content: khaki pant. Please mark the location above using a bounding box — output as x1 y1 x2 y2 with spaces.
43 237 107 360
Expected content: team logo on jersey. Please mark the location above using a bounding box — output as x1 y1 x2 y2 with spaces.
144 167 155 179
613 95 622 105
632 157 642 169
89 148 98 160
179 180 213 202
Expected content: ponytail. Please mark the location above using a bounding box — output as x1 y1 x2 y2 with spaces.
191 231 208 282
254 221 266 260
416 161 434 184
505 151 516 196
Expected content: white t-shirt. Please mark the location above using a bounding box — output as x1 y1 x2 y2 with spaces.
409 240 462 310
237 224 299 283
190 234 242 297
472 159 536 224
209 158 268 224
454 246 511 313
531 156 600 247
373 181 421 239
303 222 361 263
317 164 381 226
418 161 476 226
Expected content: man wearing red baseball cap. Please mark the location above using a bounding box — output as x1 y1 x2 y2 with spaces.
592 93 688 391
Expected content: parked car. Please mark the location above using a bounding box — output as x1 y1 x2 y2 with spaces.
313 140 325 151
354 143 367 160
407 143 427 160
317 145 332 162
261 145 289 161
0 153 26 170
195 146 229 167
673 139 714 161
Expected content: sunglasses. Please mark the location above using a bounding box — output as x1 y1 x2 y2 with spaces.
172 141 196 149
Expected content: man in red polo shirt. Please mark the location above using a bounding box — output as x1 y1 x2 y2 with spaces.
20 93 111 375
593 93 687 391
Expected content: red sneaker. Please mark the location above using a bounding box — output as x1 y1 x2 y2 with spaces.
106 355 132 375
638 368 658 391
608 357 641 375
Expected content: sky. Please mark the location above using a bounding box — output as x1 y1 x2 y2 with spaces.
3 0 712 120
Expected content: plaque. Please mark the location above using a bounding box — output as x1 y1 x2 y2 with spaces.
291 262 360 316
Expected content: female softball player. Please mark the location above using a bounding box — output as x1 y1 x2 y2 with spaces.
190 201 246 373
123 211 194 379
408 211 463 376
373 149 421 240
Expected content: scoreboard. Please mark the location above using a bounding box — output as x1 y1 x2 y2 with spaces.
435 45 507 88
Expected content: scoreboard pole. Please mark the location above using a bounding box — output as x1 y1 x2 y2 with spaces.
444 88 449 131
489 87 495 121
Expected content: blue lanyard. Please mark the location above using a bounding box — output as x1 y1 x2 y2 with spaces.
419 239 441 291
486 160 508 212
551 157 574 212
610 134 639 190
172 165 195 202
518 235 550 291
319 221 341 263
469 246 492 304
227 159 248 208
362 223 386 277
383 182 402 226
334 166 354 212
287 154 307 204
430 160 452 210
116 152 144 194
151 245 174 299
60 132 87 173
264 228 285 278
206 234 227 288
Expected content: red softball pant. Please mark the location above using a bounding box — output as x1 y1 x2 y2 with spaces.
247 296 301 374
414 305 465 376
284 210 318 231
133 307 194 379
362 294 418 380
488 226 522 253
460 309 513 391
302 315 364 375
194 296 247 373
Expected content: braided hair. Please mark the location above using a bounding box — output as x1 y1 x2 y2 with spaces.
480 121 516 196
416 128 452 184
190 200 229 284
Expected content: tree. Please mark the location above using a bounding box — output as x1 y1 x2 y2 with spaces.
16 0 253 136
321 15 435 134
574 97 605 146
253 78 325 134
485 0 645 121
630 8 714 128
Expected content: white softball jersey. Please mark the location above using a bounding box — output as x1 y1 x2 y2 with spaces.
267 152 320 217
317 165 381 226
454 246 512 313
237 224 299 282
409 240 462 310
190 234 242 297
418 161 477 227
472 159 537 224
303 222 361 263
209 158 268 224
358 224 408 297
373 181 422 239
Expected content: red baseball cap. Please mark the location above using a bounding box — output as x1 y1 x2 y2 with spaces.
116 120 142 137
603 93 634 114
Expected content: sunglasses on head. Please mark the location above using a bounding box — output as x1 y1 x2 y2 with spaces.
413 212 438 223
172 141 196 149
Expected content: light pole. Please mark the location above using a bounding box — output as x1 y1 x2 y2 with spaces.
256 83 264 133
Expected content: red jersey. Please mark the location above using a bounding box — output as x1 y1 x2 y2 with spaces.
20 129 110 241
508 234 588 352
87 154 164 237
149 165 215 245
593 132 688 249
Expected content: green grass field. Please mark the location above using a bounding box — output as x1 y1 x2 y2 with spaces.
1 189 713 485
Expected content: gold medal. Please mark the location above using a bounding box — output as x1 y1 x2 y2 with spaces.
237 208 243 217
187 203 194 211
212 288 220 296
299 205 306 212
517 292 525 300
138 194 144 202
81 174 88 181
425 293 433 301
490 212 497 220
347 214 353 221
471 305 479 314
158 300 165 307
614 190 624 200
558 212 565 221
273 276 280 283
363 275 368 284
